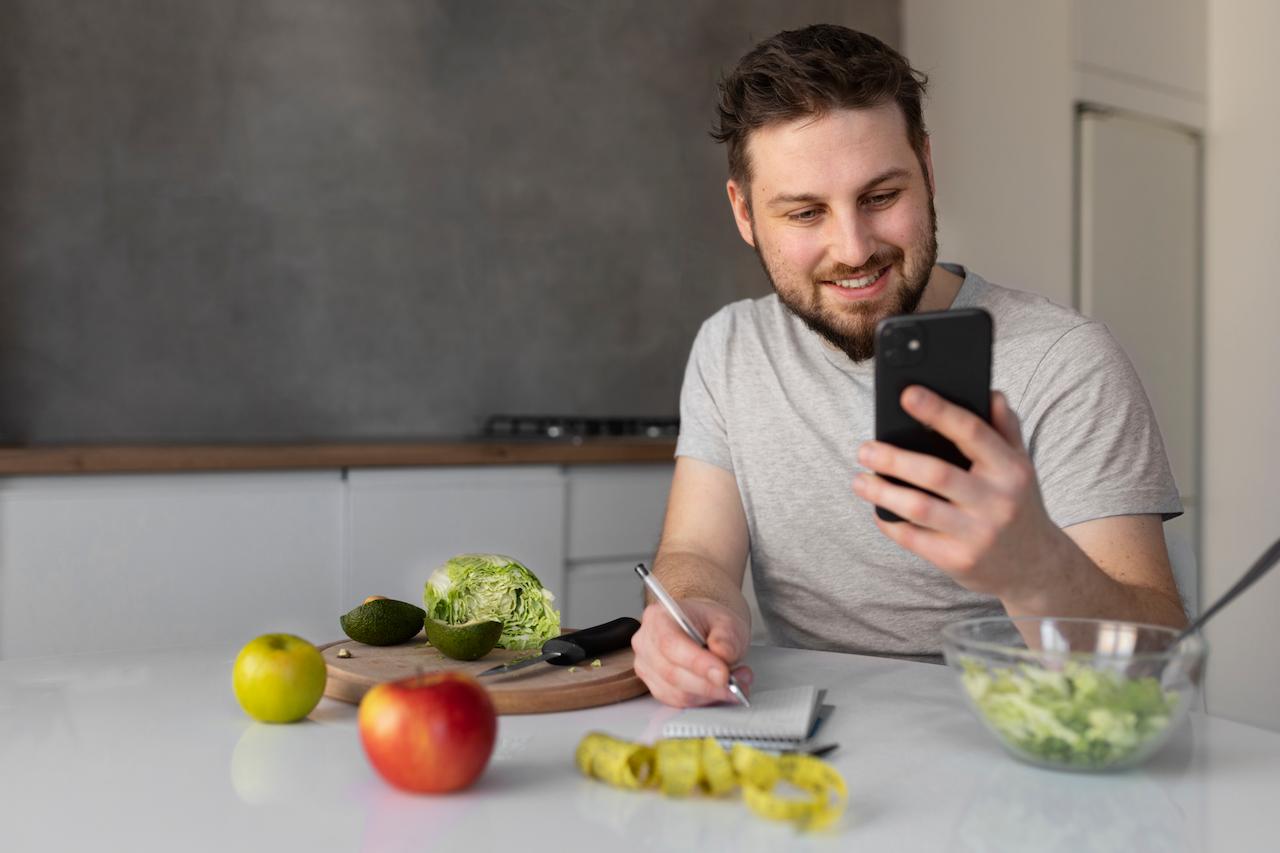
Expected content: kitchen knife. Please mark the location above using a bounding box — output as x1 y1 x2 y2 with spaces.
477 616 640 677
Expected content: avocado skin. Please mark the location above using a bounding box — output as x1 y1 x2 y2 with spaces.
339 599 426 646
423 618 503 661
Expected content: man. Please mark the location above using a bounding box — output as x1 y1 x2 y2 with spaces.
631 25 1187 708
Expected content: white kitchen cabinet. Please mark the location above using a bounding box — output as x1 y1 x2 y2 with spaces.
563 464 671 626
565 464 672 562
1078 107 1201 614
1072 0 1206 124
0 472 344 659
564 559 645 628
0 463 671 659
344 467 566 615
1078 109 1200 502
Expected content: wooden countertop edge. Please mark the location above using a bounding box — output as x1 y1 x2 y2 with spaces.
0 439 677 475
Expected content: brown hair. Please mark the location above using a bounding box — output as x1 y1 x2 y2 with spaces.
712 25 929 199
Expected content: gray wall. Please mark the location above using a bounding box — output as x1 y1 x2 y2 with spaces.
0 0 899 443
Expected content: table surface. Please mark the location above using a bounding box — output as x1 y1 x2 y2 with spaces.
1 643 1276 852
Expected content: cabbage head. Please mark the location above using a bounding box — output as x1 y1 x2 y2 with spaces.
423 553 560 650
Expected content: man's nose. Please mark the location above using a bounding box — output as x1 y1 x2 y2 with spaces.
830 212 877 270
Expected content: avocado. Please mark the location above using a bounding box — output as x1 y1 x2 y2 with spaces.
423 617 503 661
339 598 426 646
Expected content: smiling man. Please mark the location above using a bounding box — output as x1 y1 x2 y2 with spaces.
630 25 1188 708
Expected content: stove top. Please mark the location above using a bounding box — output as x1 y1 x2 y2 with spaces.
482 415 679 440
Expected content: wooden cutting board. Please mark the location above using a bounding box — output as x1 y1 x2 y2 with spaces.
319 632 648 714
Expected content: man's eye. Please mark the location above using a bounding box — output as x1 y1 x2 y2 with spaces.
788 209 821 222
864 191 900 208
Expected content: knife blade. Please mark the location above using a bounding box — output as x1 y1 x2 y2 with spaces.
477 616 640 677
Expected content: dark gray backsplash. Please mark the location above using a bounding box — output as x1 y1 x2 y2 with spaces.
0 0 898 443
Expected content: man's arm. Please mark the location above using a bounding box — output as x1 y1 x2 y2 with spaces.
631 456 755 707
1008 513 1186 625
853 386 1188 628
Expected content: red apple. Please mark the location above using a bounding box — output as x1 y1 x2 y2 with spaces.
357 671 497 793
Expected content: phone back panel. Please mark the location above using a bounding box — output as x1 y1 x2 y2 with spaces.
874 308 993 473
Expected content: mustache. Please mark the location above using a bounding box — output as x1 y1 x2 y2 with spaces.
813 248 903 282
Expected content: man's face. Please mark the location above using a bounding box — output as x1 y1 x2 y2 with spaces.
727 104 938 362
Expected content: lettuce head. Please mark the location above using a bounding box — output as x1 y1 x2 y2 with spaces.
423 553 560 650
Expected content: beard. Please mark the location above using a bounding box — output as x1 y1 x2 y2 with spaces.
754 194 939 363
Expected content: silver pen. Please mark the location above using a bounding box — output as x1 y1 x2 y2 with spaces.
634 562 751 708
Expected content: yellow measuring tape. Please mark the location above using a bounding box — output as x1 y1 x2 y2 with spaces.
575 732 847 831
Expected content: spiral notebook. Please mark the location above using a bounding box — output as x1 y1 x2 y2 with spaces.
661 686 826 745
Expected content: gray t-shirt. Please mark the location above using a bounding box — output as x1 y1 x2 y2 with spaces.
675 265 1182 657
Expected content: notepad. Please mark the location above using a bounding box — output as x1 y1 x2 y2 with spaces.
661 686 826 745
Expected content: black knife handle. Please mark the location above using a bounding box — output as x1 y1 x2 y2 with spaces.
543 617 640 666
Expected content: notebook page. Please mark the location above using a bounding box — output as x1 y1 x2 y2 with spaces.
661 686 820 742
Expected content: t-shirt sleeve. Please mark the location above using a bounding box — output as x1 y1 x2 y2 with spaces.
1017 321 1183 529
674 313 734 473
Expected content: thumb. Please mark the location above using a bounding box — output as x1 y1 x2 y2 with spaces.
705 617 746 663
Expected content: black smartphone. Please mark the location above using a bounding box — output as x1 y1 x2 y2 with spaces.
873 308 993 523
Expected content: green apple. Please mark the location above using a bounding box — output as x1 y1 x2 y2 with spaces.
232 633 327 723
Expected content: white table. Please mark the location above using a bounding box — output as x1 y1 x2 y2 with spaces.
1 643 1275 852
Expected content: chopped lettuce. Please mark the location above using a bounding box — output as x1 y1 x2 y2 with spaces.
423 553 560 650
958 657 1178 769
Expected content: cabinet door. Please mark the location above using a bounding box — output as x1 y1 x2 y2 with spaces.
562 464 671 626
1078 108 1201 611
0 473 344 659
345 467 566 614
564 559 645 629
565 464 672 562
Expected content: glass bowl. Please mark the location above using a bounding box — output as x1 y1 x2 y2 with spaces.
941 617 1205 772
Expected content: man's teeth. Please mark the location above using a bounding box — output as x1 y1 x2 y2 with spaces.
832 269 882 289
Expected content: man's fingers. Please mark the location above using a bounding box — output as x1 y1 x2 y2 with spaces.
872 515 975 575
857 441 983 505
705 622 746 669
655 622 728 681
633 644 739 706
853 472 972 535
649 602 746 680
632 604 744 707
900 385 1014 464
633 658 719 707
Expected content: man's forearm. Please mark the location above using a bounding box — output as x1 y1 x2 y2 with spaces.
1001 532 1188 629
651 548 751 626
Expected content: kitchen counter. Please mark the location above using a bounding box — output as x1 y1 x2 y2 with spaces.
1 644 1275 851
0 438 676 475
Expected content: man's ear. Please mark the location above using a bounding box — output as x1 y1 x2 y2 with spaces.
725 179 756 247
921 136 936 197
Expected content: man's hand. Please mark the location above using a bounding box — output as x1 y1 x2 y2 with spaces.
852 386 1062 601
631 597 753 708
